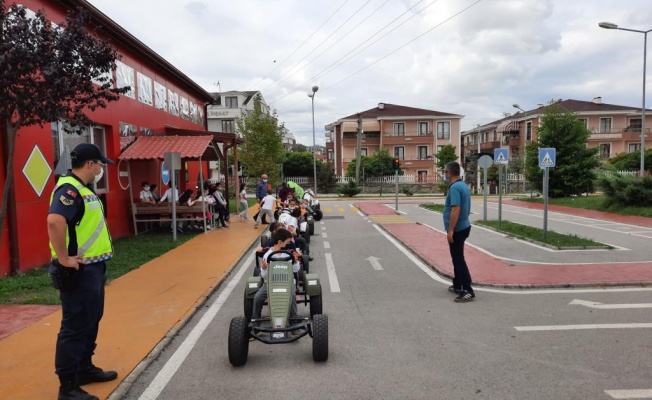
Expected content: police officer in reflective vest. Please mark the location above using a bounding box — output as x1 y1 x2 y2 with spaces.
47 143 117 400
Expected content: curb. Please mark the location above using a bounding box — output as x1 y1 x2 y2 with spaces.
108 230 265 400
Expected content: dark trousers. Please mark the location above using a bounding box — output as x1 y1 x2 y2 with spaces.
55 262 106 381
448 226 473 292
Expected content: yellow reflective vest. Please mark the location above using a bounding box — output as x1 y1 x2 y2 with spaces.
49 176 113 263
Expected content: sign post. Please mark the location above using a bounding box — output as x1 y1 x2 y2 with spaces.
538 148 556 239
164 152 182 241
494 148 509 227
477 155 493 221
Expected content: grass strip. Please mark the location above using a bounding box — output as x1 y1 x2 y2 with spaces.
0 231 199 305
514 195 652 218
475 220 610 249
421 203 445 213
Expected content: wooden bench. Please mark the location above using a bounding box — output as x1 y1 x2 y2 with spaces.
132 203 213 234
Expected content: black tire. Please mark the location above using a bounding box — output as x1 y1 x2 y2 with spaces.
244 293 254 322
309 222 315 235
312 314 328 362
228 316 249 366
260 234 269 248
309 290 322 317
313 209 323 221
301 254 310 273
297 267 306 288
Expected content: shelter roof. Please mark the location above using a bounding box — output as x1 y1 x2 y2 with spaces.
118 135 218 161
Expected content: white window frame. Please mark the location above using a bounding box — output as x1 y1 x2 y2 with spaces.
225 96 238 108
137 72 153 106
417 170 428 182
599 118 612 133
360 147 368 157
417 121 429 136
394 122 405 136
598 142 611 158
394 146 405 160
417 145 428 160
629 143 642 153
437 121 451 139
222 120 235 133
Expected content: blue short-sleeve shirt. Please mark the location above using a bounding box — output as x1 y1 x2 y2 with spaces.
443 180 471 232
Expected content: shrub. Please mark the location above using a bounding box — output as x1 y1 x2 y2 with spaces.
338 180 362 197
401 186 414 197
600 175 652 207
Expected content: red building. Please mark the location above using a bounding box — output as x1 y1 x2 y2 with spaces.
0 0 227 275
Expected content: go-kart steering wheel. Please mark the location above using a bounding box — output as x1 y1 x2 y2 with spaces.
265 250 294 263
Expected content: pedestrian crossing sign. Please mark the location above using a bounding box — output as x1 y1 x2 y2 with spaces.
539 148 556 168
494 148 509 164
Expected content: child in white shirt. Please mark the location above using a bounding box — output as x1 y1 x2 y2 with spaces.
254 189 277 229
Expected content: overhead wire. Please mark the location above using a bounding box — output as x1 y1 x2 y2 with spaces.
261 0 375 93
275 0 485 115
270 0 434 105
250 0 350 89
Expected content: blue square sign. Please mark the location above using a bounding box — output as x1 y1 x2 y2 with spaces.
539 148 556 168
494 148 509 164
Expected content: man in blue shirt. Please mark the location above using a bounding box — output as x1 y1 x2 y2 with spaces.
443 161 474 302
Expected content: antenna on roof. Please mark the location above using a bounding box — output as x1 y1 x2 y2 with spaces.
214 80 221 93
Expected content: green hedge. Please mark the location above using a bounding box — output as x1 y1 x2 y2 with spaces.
599 175 652 207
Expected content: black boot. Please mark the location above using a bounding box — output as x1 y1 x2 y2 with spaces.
76 365 118 386
58 379 99 400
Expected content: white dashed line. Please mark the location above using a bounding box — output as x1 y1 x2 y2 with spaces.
325 253 340 292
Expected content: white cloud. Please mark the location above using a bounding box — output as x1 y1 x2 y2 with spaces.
88 0 652 145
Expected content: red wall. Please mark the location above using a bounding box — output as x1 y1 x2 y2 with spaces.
0 0 211 275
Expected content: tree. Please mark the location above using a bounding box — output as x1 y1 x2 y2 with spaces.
290 144 308 152
608 149 652 171
524 102 600 197
236 95 285 184
435 144 458 170
0 3 129 263
345 148 395 178
282 151 315 176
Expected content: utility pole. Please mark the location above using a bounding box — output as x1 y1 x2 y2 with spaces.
355 113 363 183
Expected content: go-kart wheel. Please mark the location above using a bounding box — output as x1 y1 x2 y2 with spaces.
309 222 315 235
309 290 322 317
313 209 323 221
312 314 328 362
297 268 306 288
228 316 250 366
244 294 254 322
301 254 310 273
260 234 269 248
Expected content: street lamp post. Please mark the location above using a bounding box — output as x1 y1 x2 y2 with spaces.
308 86 319 194
599 22 652 176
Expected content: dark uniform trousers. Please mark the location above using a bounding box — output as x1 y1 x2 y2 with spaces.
448 226 473 292
55 262 106 380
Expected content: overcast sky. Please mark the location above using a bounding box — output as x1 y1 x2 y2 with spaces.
87 0 652 146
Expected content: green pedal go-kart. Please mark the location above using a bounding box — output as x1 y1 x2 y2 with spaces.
228 250 328 366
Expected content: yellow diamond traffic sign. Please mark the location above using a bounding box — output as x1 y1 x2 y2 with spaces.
22 145 52 197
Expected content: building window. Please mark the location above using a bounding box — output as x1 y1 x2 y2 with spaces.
599 118 612 133
526 122 532 141
394 122 405 136
222 120 235 133
52 122 108 191
598 143 611 158
327 149 333 161
578 118 588 129
360 148 368 157
418 122 429 136
225 96 238 108
629 118 642 133
394 146 405 160
417 170 428 182
629 143 642 153
437 121 450 139
482 132 488 143
417 146 428 160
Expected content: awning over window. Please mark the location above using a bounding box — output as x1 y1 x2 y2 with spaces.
118 135 219 161
496 120 518 133
341 120 380 132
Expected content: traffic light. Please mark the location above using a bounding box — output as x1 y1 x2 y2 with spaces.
393 157 401 170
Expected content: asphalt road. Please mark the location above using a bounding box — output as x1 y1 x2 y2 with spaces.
120 200 652 400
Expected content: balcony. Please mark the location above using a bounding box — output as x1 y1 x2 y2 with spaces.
589 127 649 141
383 131 435 145
342 132 381 146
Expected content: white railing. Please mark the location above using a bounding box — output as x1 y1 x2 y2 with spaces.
597 169 638 177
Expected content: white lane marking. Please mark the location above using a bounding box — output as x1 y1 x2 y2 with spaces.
605 389 652 399
570 299 652 309
486 204 652 240
384 203 407 215
321 232 328 238
325 253 341 293
421 222 642 265
138 252 254 400
375 224 652 294
321 226 326 230
515 323 652 332
320 221 324 225
323 241 331 249
365 256 384 270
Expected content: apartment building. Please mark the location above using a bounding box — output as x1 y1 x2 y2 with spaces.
461 97 652 171
325 103 463 181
